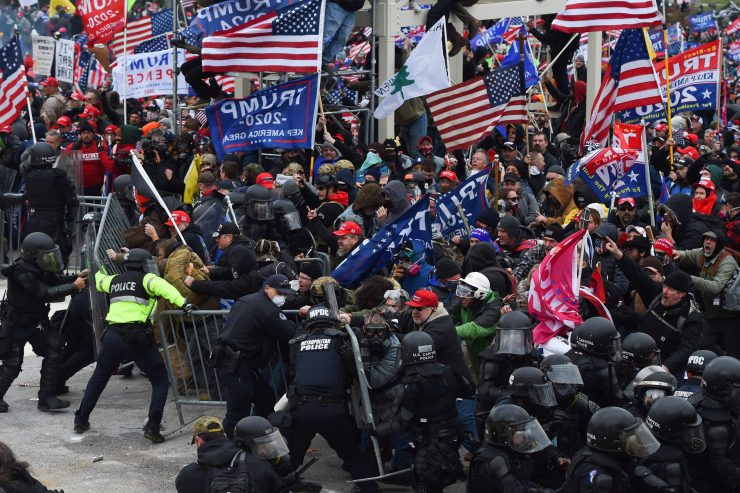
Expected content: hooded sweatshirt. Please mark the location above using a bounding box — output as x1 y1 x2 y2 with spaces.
383 180 411 224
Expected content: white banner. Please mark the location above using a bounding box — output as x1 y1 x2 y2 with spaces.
112 49 188 99
32 36 56 77
55 39 75 84
20 0 38 7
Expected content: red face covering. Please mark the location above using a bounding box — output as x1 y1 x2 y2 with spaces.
693 188 717 215
573 81 587 105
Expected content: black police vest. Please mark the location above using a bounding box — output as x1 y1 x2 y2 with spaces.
564 448 631 493
469 444 532 493
108 271 150 306
25 168 70 210
293 330 346 398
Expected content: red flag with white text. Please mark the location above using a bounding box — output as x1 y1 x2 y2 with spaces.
76 0 126 45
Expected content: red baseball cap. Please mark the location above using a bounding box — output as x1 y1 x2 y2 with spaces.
332 221 361 237
405 289 439 308
692 178 715 193
617 198 636 208
164 210 191 226
439 170 457 182
81 105 101 118
57 116 71 127
104 124 119 134
676 146 699 160
40 77 58 87
0 125 11 134
654 123 667 132
684 133 699 145
71 91 85 101
653 237 674 256
255 172 274 189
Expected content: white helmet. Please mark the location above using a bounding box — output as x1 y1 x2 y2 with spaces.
456 272 491 300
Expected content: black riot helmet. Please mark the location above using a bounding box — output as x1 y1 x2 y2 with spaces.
646 396 706 453
621 332 661 369
123 248 153 271
20 232 64 272
701 356 740 412
485 404 552 453
490 310 533 355
540 354 584 405
633 370 677 412
571 317 621 362
686 350 718 376
586 407 660 457
233 416 290 460
304 304 339 331
273 199 301 231
113 174 135 203
508 367 558 407
20 142 57 174
244 184 274 221
401 331 436 366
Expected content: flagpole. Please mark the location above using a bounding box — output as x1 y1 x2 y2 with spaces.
538 33 579 80
661 8 674 169
518 31 529 157
173 0 180 136
442 18 451 86
26 97 36 143
123 23 128 124
642 128 656 228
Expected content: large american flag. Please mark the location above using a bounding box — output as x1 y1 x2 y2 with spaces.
552 0 662 33
74 50 107 93
502 17 524 44
202 0 323 74
177 30 235 95
581 28 662 149
426 64 527 152
110 9 173 60
0 36 27 129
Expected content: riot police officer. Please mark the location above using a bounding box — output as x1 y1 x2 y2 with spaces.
618 332 661 389
566 317 624 408
467 404 558 493
112 174 138 225
477 311 541 432
74 249 192 443
563 407 661 493
687 356 740 493
0 232 86 412
240 184 282 243
287 305 378 492
393 331 463 493
627 370 677 419
674 350 717 399
633 396 705 493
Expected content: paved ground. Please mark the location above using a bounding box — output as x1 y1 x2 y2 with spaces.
0 281 467 492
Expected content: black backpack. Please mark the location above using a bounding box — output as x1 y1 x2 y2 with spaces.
207 451 256 493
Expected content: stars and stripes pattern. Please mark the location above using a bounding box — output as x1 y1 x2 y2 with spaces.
348 40 370 60
581 29 662 149
74 50 107 93
502 17 524 44
426 64 527 152
110 9 173 60
133 33 171 54
552 0 662 33
0 36 28 130
202 0 324 74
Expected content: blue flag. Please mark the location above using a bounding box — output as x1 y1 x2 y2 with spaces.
469 18 508 49
332 197 434 288
206 74 319 159
565 147 648 203
500 23 538 89
187 0 301 38
435 170 490 240
689 12 716 32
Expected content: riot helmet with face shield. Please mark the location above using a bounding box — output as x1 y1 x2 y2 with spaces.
646 396 705 453
491 310 533 355
508 367 558 408
233 416 290 461
633 370 676 412
123 248 154 272
20 232 64 272
273 199 301 231
586 407 660 457
701 356 740 413
571 317 621 362
244 184 274 221
485 404 552 453
113 174 135 203
540 354 584 405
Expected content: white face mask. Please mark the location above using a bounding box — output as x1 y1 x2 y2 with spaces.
271 295 286 307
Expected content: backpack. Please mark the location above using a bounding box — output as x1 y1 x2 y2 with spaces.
207 451 256 493
721 267 740 311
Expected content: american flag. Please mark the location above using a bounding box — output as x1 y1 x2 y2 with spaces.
348 41 370 60
74 50 107 93
502 17 524 44
325 77 359 106
552 0 662 33
426 64 527 152
110 9 173 60
202 0 323 74
581 29 662 149
133 33 171 54
178 30 235 95
0 36 28 130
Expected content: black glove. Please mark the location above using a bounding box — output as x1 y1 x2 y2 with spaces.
485 456 510 480
182 304 196 317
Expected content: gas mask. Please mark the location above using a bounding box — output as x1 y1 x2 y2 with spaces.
363 313 389 356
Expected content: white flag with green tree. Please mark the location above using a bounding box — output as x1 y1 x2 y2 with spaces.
373 17 449 120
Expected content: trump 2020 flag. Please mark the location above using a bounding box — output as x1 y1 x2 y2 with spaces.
206 74 319 159
435 170 489 240
332 196 433 288
374 17 448 120
500 22 539 90
566 146 646 203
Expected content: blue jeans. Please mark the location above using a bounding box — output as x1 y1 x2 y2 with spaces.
399 112 428 157
456 398 479 452
322 2 356 64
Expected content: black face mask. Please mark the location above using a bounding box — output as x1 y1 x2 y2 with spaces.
367 337 385 356
384 199 394 210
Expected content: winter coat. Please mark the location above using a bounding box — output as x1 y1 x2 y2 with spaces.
382 180 411 224
678 247 739 320
539 177 578 226
452 291 503 377
189 237 263 300
160 244 217 309
661 193 710 251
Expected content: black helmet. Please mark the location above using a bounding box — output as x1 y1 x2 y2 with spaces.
621 332 661 369
113 174 135 202
401 331 436 365
539 353 583 405
586 407 660 457
304 304 339 330
571 317 621 361
244 184 274 220
485 404 551 453
633 370 676 411
701 356 740 412
273 199 301 231
686 350 718 376
20 232 63 272
508 367 557 407
490 311 532 355
646 396 706 453
20 142 56 173
124 248 152 271
233 416 290 460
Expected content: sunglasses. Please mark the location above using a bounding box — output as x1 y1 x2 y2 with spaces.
618 205 634 212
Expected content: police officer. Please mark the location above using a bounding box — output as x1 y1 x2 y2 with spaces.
74 249 192 443
633 396 706 493
215 274 297 438
287 305 378 492
674 350 717 399
687 356 740 493
618 332 661 390
393 331 463 493
240 184 283 243
112 174 138 224
2 143 78 264
563 407 661 493
627 370 677 419
566 317 624 408
0 232 86 412
467 404 558 493
477 310 541 432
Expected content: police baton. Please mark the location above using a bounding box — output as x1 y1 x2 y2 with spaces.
347 467 413 483
276 456 319 493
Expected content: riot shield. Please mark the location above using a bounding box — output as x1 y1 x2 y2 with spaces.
316 201 345 229
0 165 17 265
287 228 317 258
84 218 107 356
192 201 226 251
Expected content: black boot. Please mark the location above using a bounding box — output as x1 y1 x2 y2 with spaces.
74 410 90 433
38 395 70 411
38 342 70 411
0 399 7 413
143 422 165 444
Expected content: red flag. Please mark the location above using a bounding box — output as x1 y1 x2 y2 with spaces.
529 229 586 345
589 262 607 303
551 0 661 33
76 0 126 45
